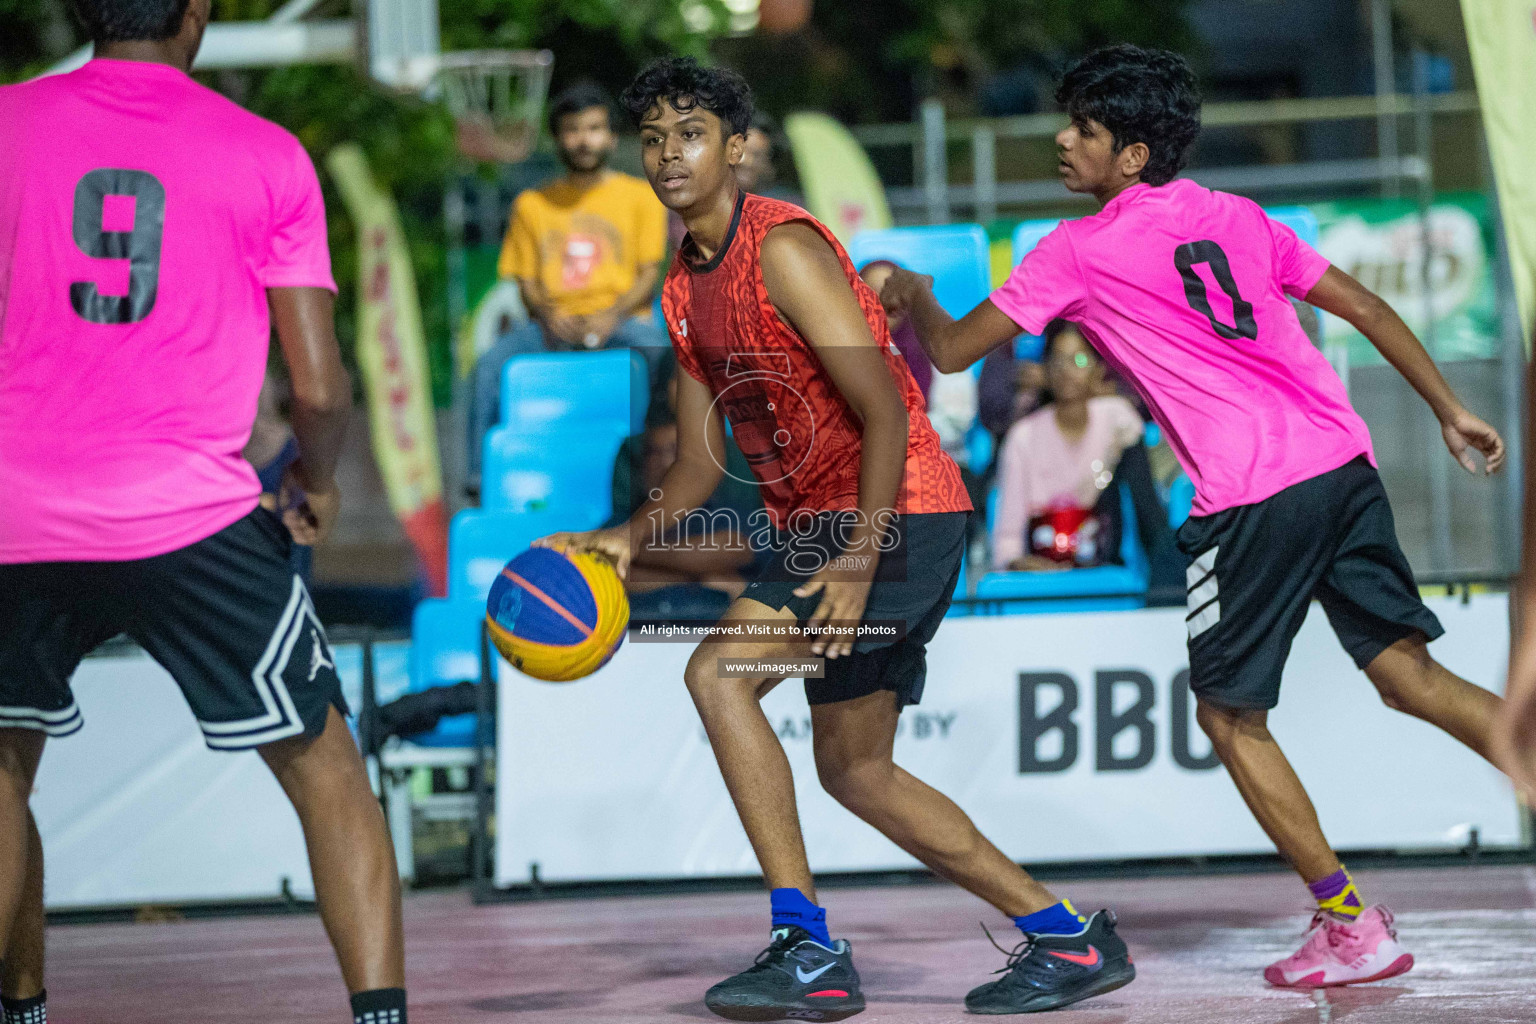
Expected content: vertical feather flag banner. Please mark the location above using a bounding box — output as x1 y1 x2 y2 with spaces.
326 144 448 595
1463 1 1536 346
784 112 893 244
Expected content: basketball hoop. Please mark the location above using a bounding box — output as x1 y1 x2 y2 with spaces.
434 49 554 165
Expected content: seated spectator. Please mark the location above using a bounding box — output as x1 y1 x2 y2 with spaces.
858 259 933 397
978 341 1045 442
610 357 763 602
469 82 669 486
860 259 986 552
991 320 1143 571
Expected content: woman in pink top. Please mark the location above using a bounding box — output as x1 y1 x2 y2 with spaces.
991 320 1142 570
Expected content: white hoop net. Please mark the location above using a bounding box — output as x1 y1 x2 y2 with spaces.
435 49 555 165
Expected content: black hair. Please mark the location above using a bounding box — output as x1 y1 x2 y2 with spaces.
1042 319 1089 362
620 56 754 139
547 81 614 136
1037 320 1098 407
1055 44 1201 187
70 0 190 42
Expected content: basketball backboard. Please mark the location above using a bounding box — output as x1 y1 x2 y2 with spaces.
363 0 440 92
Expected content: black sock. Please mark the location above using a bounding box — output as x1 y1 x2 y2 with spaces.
1 989 48 1024
350 988 406 1024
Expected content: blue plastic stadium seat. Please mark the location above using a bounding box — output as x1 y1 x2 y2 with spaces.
481 423 629 513
500 349 649 437
1167 474 1195 529
847 224 991 318
965 422 993 474
448 506 608 604
974 482 1149 614
406 598 484 747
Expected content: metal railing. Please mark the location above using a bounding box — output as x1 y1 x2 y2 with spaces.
851 91 1481 226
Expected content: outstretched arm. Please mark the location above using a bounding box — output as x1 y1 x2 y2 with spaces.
1305 266 1504 475
880 268 1021 374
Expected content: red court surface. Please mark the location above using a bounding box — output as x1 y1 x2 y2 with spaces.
43 863 1536 1023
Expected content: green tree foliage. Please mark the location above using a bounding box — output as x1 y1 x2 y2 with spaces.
722 0 1194 127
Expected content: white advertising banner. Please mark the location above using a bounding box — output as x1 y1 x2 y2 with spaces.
34 651 316 909
496 596 1521 886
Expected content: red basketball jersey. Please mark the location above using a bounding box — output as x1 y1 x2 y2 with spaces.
662 192 971 527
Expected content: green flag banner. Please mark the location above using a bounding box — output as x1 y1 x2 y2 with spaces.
784 112 892 244
1463 1 1536 345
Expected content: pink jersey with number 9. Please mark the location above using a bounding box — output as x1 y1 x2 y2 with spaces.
0 58 336 563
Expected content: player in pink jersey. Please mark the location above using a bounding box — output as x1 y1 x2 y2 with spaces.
884 45 1510 992
0 1 406 1021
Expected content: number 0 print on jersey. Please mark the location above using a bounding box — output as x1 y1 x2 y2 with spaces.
71 168 166 324
1175 239 1257 341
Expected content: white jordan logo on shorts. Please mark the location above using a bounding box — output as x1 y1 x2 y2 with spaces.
308 628 335 681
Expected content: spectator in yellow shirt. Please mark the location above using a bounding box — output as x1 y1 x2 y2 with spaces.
470 82 669 483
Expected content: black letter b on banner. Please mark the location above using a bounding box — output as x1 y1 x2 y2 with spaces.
1095 670 1156 771
1018 672 1078 773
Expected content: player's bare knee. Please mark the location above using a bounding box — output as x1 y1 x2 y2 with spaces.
1366 637 1435 713
815 753 894 812
1195 698 1262 751
683 647 756 706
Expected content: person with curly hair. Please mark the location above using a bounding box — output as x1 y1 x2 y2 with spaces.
884 43 1509 992
544 56 1136 1018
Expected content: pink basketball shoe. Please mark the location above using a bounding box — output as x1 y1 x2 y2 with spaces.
1264 906 1414 988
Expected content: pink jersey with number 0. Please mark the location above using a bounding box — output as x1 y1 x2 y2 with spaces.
990 179 1372 517
0 58 335 563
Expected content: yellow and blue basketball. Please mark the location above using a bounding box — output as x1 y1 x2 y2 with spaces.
485 546 629 682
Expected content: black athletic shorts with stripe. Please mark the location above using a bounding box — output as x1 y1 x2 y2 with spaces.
0 506 347 749
1176 456 1443 710
741 511 968 708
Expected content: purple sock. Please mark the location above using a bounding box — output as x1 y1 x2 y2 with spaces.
1307 867 1363 918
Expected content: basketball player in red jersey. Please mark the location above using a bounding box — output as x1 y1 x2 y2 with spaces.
540 58 1134 1019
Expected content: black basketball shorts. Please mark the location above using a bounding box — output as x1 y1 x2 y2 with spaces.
0 506 347 749
741 511 968 708
1176 456 1443 710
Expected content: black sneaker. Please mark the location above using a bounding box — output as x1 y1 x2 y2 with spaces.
704 926 866 1022
965 909 1135 1014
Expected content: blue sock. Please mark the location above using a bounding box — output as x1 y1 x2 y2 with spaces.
1013 899 1087 936
770 887 831 946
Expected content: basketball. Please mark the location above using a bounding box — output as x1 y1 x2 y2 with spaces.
485 546 629 682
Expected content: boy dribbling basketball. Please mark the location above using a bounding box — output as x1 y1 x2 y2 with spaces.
543 57 1136 1019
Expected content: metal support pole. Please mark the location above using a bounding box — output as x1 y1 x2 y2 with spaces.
472 620 496 901
921 99 950 225
1412 50 1452 572
972 126 997 227
1372 0 1399 199
444 181 468 506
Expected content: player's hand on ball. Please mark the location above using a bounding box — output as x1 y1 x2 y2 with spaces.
535 527 632 580
1442 407 1505 475
278 465 340 546
877 267 934 320
795 568 874 660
